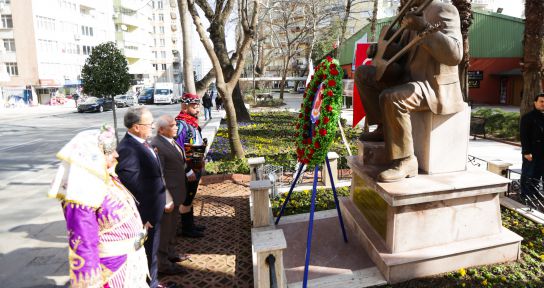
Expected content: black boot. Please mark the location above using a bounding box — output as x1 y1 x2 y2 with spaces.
190 207 206 232
180 212 204 238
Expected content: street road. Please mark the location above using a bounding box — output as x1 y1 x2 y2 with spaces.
0 104 183 287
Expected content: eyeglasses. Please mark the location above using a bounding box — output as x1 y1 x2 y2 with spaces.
137 122 154 128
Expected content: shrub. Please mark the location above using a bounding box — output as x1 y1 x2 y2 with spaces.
472 108 520 140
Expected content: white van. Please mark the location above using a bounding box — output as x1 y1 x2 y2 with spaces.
154 83 175 104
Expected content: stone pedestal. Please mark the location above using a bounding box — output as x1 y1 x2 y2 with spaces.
411 103 470 174
343 156 522 284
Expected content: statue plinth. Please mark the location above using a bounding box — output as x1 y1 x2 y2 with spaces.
343 154 522 284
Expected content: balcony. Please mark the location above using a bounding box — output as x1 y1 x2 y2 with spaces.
123 46 141 59
115 12 141 28
117 0 142 11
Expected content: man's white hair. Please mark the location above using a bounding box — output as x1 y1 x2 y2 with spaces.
156 114 175 135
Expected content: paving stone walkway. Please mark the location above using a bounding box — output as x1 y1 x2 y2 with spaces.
160 174 254 288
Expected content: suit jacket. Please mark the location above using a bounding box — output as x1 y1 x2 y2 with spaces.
520 109 544 159
116 133 166 226
151 135 188 206
406 0 464 115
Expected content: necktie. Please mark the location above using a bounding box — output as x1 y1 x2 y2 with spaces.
172 139 185 158
143 141 157 159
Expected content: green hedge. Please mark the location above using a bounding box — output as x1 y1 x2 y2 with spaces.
472 108 520 140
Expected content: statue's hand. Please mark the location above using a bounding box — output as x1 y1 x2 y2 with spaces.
402 12 428 32
366 44 378 58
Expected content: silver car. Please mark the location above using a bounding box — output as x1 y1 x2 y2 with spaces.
114 94 137 107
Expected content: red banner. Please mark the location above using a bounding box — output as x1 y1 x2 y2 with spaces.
352 43 373 127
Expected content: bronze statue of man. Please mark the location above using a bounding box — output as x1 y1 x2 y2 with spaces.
354 0 464 182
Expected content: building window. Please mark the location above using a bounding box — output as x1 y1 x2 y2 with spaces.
153 51 158 58
81 26 94 36
5 62 18 76
159 26 164 34
153 64 158 70
0 0 11 4
82 45 93 55
157 1 163 9
161 51 166 58
3 39 15 52
161 64 167 70
160 38 165 47
158 14 164 21
2 15 13 28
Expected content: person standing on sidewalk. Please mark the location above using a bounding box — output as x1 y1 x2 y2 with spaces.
520 92 544 201
175 93 207 238
49 125 149 287
151 115 192 275
202 90 213 121
116 107 168 288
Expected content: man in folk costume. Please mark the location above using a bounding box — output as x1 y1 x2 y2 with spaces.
175 93 207 238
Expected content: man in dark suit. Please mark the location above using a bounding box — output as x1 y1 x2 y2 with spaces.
354 0 464 182
520 93 544 201
151 115 191 275
116 106 167 288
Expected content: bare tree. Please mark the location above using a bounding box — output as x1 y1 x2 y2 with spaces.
521 0 544 116
187 0 259 158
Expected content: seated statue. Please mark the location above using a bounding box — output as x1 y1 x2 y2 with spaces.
354 0 465 182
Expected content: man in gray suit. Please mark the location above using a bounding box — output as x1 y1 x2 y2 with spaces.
354 0 464 182
152 115 191 275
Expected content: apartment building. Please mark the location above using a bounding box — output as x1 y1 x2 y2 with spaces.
0 0 115 105
113 0 154 87
149 0 183 86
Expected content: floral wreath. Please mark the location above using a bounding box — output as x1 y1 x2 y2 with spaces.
295 56 343 167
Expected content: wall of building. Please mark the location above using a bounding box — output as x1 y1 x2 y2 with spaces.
468 57 521 105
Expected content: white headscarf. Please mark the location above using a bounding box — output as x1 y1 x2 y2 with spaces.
48 128 115 208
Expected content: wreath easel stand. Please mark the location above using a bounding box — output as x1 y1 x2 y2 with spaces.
275 57 348 288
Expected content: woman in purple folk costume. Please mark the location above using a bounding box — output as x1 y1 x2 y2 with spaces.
49 125 149 287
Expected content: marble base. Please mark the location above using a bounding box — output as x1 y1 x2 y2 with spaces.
411 104 470 174
341 198 521 284
344 157 522 284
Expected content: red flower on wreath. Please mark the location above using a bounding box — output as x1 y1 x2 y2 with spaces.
323 116 330 124
326 105 333 112
326 56 333 62
298 113 303 118
315 119 320 126
331 69 339 76
328 79 336 87
327 90 334 97
322 74 327 80
330 64 337 70
314 141 321 149
319 129 327 136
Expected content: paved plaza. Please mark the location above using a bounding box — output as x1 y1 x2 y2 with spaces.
0 97 525 287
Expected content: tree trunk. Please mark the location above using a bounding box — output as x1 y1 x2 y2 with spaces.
178 0 196 94
209 20 250 121
369 0 379 41
451 0 473 103
111 95 119 144
219 85 245 158
339 0 352 47
521 0 544 116
279 61 289 100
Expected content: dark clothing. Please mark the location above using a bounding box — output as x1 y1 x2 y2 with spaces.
202 93 213 108
116 133 166 226
151 135 188 205
116 133 166 288
520 109 544 197
215 96 222 110
151 135 189 270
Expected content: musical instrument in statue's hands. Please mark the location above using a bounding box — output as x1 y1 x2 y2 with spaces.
402 11 428 32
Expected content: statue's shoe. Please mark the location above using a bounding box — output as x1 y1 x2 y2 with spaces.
377 155 418 182
359 126 384 142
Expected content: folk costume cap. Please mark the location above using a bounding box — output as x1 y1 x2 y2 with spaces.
182 93 200 104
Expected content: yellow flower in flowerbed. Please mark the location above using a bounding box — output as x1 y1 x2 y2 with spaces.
540 254 544 261
482 279 488 286
529 241 534 248
541 227 544 234
501 276 507 282
458 268 466 277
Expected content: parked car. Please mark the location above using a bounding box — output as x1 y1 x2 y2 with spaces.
77 97 113 113
138 88 154 104
114 94 136 107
